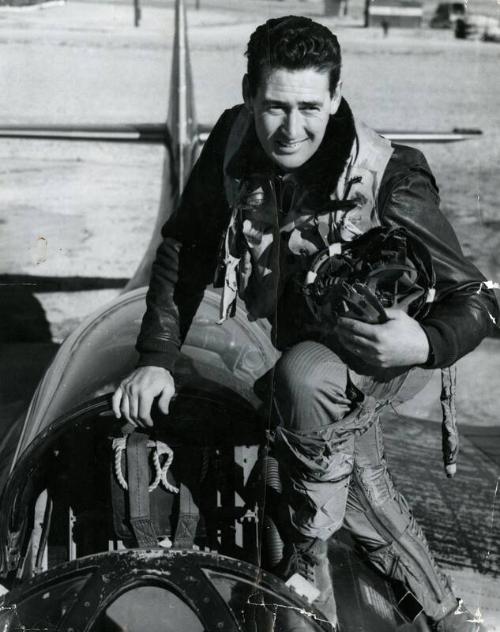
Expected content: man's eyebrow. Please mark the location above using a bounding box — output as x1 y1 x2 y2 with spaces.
262 99 323 107
299 100 322 107
262 99 286 106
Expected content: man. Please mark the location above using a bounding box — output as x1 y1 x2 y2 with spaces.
113 16 498 631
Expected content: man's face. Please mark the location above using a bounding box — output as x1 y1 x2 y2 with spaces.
244 66 342 171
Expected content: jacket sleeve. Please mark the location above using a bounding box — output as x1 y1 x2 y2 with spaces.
135 108 237 372
379 146 499 368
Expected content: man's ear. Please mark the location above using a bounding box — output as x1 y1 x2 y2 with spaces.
242 74 253 111
329 80 343 116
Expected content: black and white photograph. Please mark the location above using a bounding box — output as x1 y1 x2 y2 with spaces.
0 0 499 630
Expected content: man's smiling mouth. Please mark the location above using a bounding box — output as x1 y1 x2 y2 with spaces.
276 139 307 150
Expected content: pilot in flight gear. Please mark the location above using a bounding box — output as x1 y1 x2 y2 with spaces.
118 15 499 632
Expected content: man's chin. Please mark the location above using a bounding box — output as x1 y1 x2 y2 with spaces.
271 152 310 171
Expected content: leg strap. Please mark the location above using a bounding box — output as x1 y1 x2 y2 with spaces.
126 432 158 548
171 446 205 549
173 481 199 549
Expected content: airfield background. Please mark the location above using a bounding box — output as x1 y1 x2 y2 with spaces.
0 0 499 624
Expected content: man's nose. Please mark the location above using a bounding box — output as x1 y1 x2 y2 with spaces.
283 110 300 138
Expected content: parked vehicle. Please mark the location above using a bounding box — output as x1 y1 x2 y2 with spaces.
455 13 498 39
430 2 465 28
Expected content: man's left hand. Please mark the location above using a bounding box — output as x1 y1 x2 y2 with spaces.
335 308 430 368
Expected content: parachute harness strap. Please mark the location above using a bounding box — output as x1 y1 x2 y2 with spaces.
112 436 179 494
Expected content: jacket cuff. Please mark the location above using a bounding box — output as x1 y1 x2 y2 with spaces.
420 321 458 368
136 344 179 373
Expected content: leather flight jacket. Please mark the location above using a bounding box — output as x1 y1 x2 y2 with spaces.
136 99 499 374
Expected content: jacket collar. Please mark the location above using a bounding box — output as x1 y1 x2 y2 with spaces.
225 97 356 195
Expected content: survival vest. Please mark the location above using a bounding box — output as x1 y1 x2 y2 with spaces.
217 106 394 322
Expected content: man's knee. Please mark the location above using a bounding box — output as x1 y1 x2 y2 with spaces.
273 341 350 432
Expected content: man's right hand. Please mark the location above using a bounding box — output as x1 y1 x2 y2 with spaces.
112 366 175 428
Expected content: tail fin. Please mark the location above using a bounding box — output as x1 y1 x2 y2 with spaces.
167 0 198 192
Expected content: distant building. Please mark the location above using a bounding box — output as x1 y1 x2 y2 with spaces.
324 0 347 16
0 0 61 5
365 0 424 27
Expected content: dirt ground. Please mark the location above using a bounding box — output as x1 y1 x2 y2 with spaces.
0 0 499 624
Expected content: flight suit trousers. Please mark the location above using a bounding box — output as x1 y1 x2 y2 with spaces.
270 341 457 621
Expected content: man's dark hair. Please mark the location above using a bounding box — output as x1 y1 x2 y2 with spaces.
245 16 342 97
